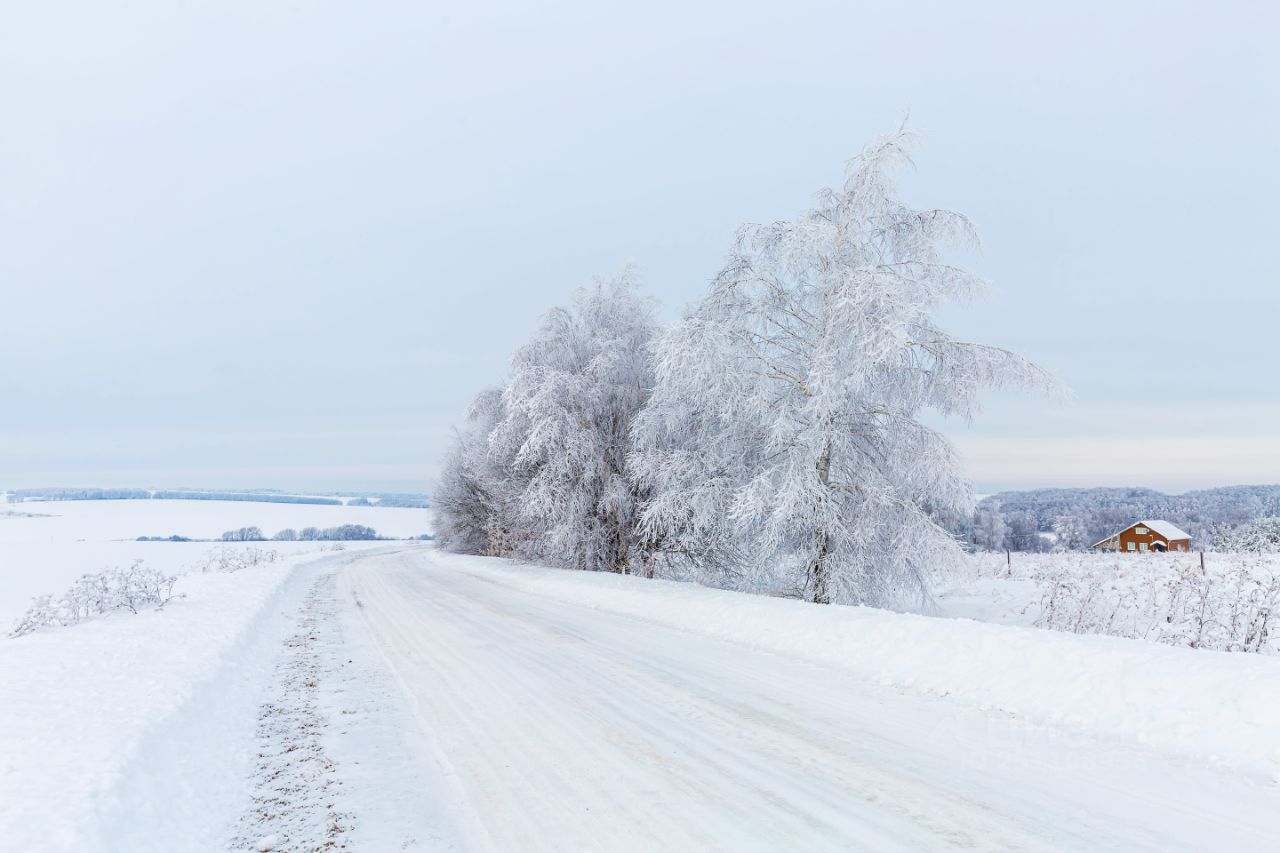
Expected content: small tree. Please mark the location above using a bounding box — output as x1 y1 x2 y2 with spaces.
974 501 1008 552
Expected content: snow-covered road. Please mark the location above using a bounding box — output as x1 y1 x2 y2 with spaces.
332 548 1280 852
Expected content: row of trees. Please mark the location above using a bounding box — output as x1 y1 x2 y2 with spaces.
984 484 1280 532
1211 517 1280 553
436 127 1054 606
966 487 1280 553
221 524 380 542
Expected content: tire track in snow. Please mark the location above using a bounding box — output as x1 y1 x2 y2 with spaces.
234 572 353 852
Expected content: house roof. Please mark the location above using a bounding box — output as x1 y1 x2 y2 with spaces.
1091 519 1191 548
1141 519 1191 541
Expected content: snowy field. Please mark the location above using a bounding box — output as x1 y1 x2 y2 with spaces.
0 496 430 541
0 498 430 625
936 550 1280 654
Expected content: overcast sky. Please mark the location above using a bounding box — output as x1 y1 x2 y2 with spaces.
2 0 1276 494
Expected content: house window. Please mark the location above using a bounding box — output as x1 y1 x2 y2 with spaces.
1135 527 1148 534
1140 543 1149 551
1127 542 1136 551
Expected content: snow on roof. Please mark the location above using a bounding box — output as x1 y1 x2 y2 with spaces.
1141 519 1191 541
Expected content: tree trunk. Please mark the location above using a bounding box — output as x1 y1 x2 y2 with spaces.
810 529 831 604
809 433 833 605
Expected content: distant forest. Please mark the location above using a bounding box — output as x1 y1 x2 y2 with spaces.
3 487 430 509
963 484 1280 552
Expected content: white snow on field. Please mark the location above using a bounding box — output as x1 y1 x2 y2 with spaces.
0 497 430 541
932 575 1043 625
0 498 431 625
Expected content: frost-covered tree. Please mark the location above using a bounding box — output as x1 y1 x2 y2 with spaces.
1051 515 1089 552
632 125 1055 605
974 501 1008 552
1004 511 1049 553
1211 517 1280 553
491 272 658 573
435 273 659 572
433 387 519 555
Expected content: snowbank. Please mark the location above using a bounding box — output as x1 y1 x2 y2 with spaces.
0 552 326 851
445 552 1280 781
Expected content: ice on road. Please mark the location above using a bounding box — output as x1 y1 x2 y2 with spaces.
338 548 1279 852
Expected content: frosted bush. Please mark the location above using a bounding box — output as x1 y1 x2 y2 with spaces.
10 560 182 637
200 546 280 573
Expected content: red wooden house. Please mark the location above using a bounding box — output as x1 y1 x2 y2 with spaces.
1091 520 1191 553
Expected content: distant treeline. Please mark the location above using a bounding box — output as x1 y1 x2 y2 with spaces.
6 487 429 508
345 495 432 508
9 488 151 501
961 484 1280 552
153 491 341 505
223 524 381 542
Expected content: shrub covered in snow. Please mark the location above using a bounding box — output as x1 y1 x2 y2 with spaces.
10 560 182 637
200 546 281 573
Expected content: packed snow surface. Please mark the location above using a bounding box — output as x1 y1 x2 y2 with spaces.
330 548 1280 850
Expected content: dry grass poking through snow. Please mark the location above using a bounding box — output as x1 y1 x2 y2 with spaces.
235 573 353 852
951 551 1280 654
